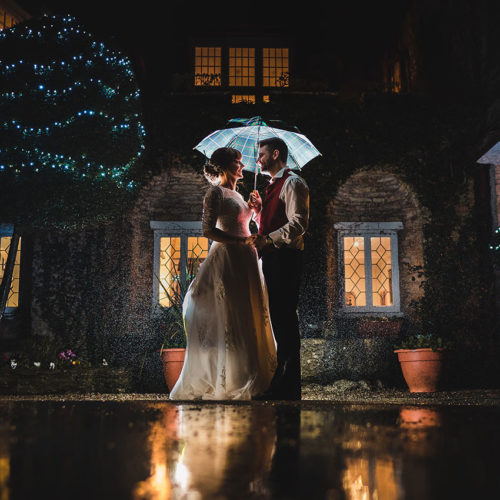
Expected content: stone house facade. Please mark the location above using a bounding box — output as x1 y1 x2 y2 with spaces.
1 0 499 389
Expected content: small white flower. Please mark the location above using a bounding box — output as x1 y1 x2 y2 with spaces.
49 362 55 370
10 360 17 369
102 358 108 366
33 361 41 368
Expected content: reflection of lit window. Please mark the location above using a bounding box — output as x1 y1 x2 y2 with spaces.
232 94 256 104
342 456 398 500
194 47 222 86
0 226 21 310
151 222 210 308
263 48 289 87
387 60 402 94
229 48 255 87
334 222 402 313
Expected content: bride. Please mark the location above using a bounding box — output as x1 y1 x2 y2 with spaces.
169 147 277 400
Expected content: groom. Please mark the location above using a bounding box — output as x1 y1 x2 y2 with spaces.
249 137 309 400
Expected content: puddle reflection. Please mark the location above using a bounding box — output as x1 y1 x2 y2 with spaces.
0 401 498 499
134 404 277 499
399 406 442 428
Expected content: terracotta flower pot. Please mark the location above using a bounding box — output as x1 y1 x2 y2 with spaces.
160 348 185 391
394 348 444 393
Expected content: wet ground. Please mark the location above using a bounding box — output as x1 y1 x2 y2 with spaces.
0 399 499 499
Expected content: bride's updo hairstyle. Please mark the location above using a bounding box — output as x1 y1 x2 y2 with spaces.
204 147 242 185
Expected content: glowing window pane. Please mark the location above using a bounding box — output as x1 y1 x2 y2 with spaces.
262 47 289 87
262 95 270 103
231 95 256 104
194 46 221 86
0 237 21 308
159 237 181 307
187 237 209 279
371 237 393 306
344 237 366 306
229 48 255 87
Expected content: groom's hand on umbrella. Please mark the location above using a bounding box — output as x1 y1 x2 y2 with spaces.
248 191 262 213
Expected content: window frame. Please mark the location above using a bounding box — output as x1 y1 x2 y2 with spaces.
150 221 210 310
192 41 291 98
0 223 20 314
334 222 403 316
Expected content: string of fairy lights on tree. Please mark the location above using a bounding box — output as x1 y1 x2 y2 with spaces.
0 14 145 187
490 226 500 263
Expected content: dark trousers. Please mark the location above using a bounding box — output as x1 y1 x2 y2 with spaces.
262 247 302 400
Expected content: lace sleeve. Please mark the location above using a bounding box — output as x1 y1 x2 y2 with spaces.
202 186 223 233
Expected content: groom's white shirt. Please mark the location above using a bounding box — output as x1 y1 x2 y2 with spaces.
256 167 309 250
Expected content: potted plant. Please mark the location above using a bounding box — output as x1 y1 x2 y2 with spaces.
394 334 453 392
156 257 202 391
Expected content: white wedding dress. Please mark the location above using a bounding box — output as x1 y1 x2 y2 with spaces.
169 185 277 400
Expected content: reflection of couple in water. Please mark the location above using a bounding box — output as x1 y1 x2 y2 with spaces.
135 404 300 499
169 137 309 401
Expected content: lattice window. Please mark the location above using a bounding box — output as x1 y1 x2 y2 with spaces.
263 48 289 87
151 222 210 308
0 234 21 309
371 237 393 306
344 236 366 307
232 94 256 104
194 47 222 86
335 222 402 314
229 48 255 87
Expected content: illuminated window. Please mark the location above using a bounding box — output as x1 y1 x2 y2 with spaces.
263 48 289 87
194 47 222 86
232 95 256 104
229 48 255 87
334 222 402 313
0 225 21 310
0 7 26 31
262 95 270 103
151 222 210 308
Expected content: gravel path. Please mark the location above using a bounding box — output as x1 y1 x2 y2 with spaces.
0 383 498 406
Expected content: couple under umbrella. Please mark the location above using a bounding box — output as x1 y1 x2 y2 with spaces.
169 118 319 401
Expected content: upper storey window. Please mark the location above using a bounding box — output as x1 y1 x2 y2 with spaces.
229 48 255 87
263 48 289 87
193 45 290 94
194 47 222 86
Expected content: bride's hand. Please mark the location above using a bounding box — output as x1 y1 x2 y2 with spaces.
248 190 262 213
244 234 259 245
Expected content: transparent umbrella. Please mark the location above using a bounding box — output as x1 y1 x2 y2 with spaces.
194 116 321 189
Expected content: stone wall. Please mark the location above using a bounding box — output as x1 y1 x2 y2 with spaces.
28 162 208 379
300 338 402 385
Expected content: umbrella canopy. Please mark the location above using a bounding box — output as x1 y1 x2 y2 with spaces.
194 116 321 173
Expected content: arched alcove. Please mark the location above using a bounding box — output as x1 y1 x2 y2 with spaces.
326 165 425 323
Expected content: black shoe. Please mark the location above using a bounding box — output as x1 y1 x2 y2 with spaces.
252 390 279 401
